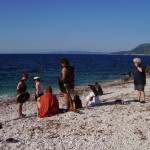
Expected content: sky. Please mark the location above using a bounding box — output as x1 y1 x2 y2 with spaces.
0 0 150 53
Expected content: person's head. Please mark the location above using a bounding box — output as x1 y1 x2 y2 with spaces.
46 86 52 94
34 77 40 82
133 58 142 67
90 85 98 96
95 82 98 85
22 73 28 81
60 58 70 67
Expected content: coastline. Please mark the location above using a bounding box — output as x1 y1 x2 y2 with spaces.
0 77 123 102
1 77 150 150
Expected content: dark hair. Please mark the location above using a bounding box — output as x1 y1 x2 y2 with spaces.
46 86 52 93
90 85 98 96
36 78 40 82
95 82 98 85
22 73 28 78
60 58 70 66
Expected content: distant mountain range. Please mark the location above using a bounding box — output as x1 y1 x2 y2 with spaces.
111 43 150 55
49 50 109 54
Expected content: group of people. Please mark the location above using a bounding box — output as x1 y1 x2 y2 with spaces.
16 57 146 118
16 58 80 118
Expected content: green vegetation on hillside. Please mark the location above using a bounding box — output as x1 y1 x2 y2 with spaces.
111 43 150 55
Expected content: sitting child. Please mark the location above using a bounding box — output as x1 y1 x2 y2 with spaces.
86 85 101 107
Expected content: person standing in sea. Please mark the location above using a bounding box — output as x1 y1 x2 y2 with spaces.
133 58 146 103
60 58 75 111
16 73 29 117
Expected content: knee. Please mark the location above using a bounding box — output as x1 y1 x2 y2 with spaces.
141 91 145 94
138 91 141 94
18 103 23 107
64 93 69 98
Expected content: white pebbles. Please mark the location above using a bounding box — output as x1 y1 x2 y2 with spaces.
1 78 150 150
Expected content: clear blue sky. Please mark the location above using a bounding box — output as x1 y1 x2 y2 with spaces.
0 0 150 53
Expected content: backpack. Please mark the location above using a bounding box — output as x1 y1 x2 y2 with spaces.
64 66 75 89
73 95 82 109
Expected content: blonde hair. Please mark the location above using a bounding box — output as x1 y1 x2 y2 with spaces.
133 57 141 64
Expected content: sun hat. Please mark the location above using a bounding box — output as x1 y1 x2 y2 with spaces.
34 77 40 80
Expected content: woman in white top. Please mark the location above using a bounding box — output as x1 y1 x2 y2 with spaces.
34 77 44 101
86 85 101 107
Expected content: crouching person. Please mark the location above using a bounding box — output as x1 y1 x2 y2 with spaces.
37 86 59 118
86 85 101 108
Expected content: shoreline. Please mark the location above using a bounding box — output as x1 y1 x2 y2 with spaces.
0 77 124 102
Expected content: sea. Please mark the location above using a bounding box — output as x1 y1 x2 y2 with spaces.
0 54 150 100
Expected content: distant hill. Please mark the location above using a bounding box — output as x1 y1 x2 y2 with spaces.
111 43 150 55
49 51 109 54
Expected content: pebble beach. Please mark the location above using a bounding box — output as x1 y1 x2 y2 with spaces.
1 78 150 150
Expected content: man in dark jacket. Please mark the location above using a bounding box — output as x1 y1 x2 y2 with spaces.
133 58 146 103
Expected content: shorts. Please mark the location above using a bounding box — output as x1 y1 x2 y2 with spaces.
66 88 74 94
35 93 44 101
134 85 145 91
17 92 30 104
64 84 74 94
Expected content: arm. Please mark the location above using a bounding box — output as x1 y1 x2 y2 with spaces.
16 82 23 97
61 68 67 81
35 84 39 95
17 82 23 90
137 66 143 72
86 96 94 108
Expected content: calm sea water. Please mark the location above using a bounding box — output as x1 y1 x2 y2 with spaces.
0 54 150 100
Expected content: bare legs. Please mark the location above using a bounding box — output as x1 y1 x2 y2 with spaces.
37 100 41 109
64 93 69 109
64 93 75 111
18 103 26 117
138 91 141 101
137 91 145 102
37 100 41 117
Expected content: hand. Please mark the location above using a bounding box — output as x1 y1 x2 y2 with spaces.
16 94 20 98
36 94 39 97
134 63 138 67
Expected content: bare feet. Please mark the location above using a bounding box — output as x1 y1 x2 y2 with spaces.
19 114 26 118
